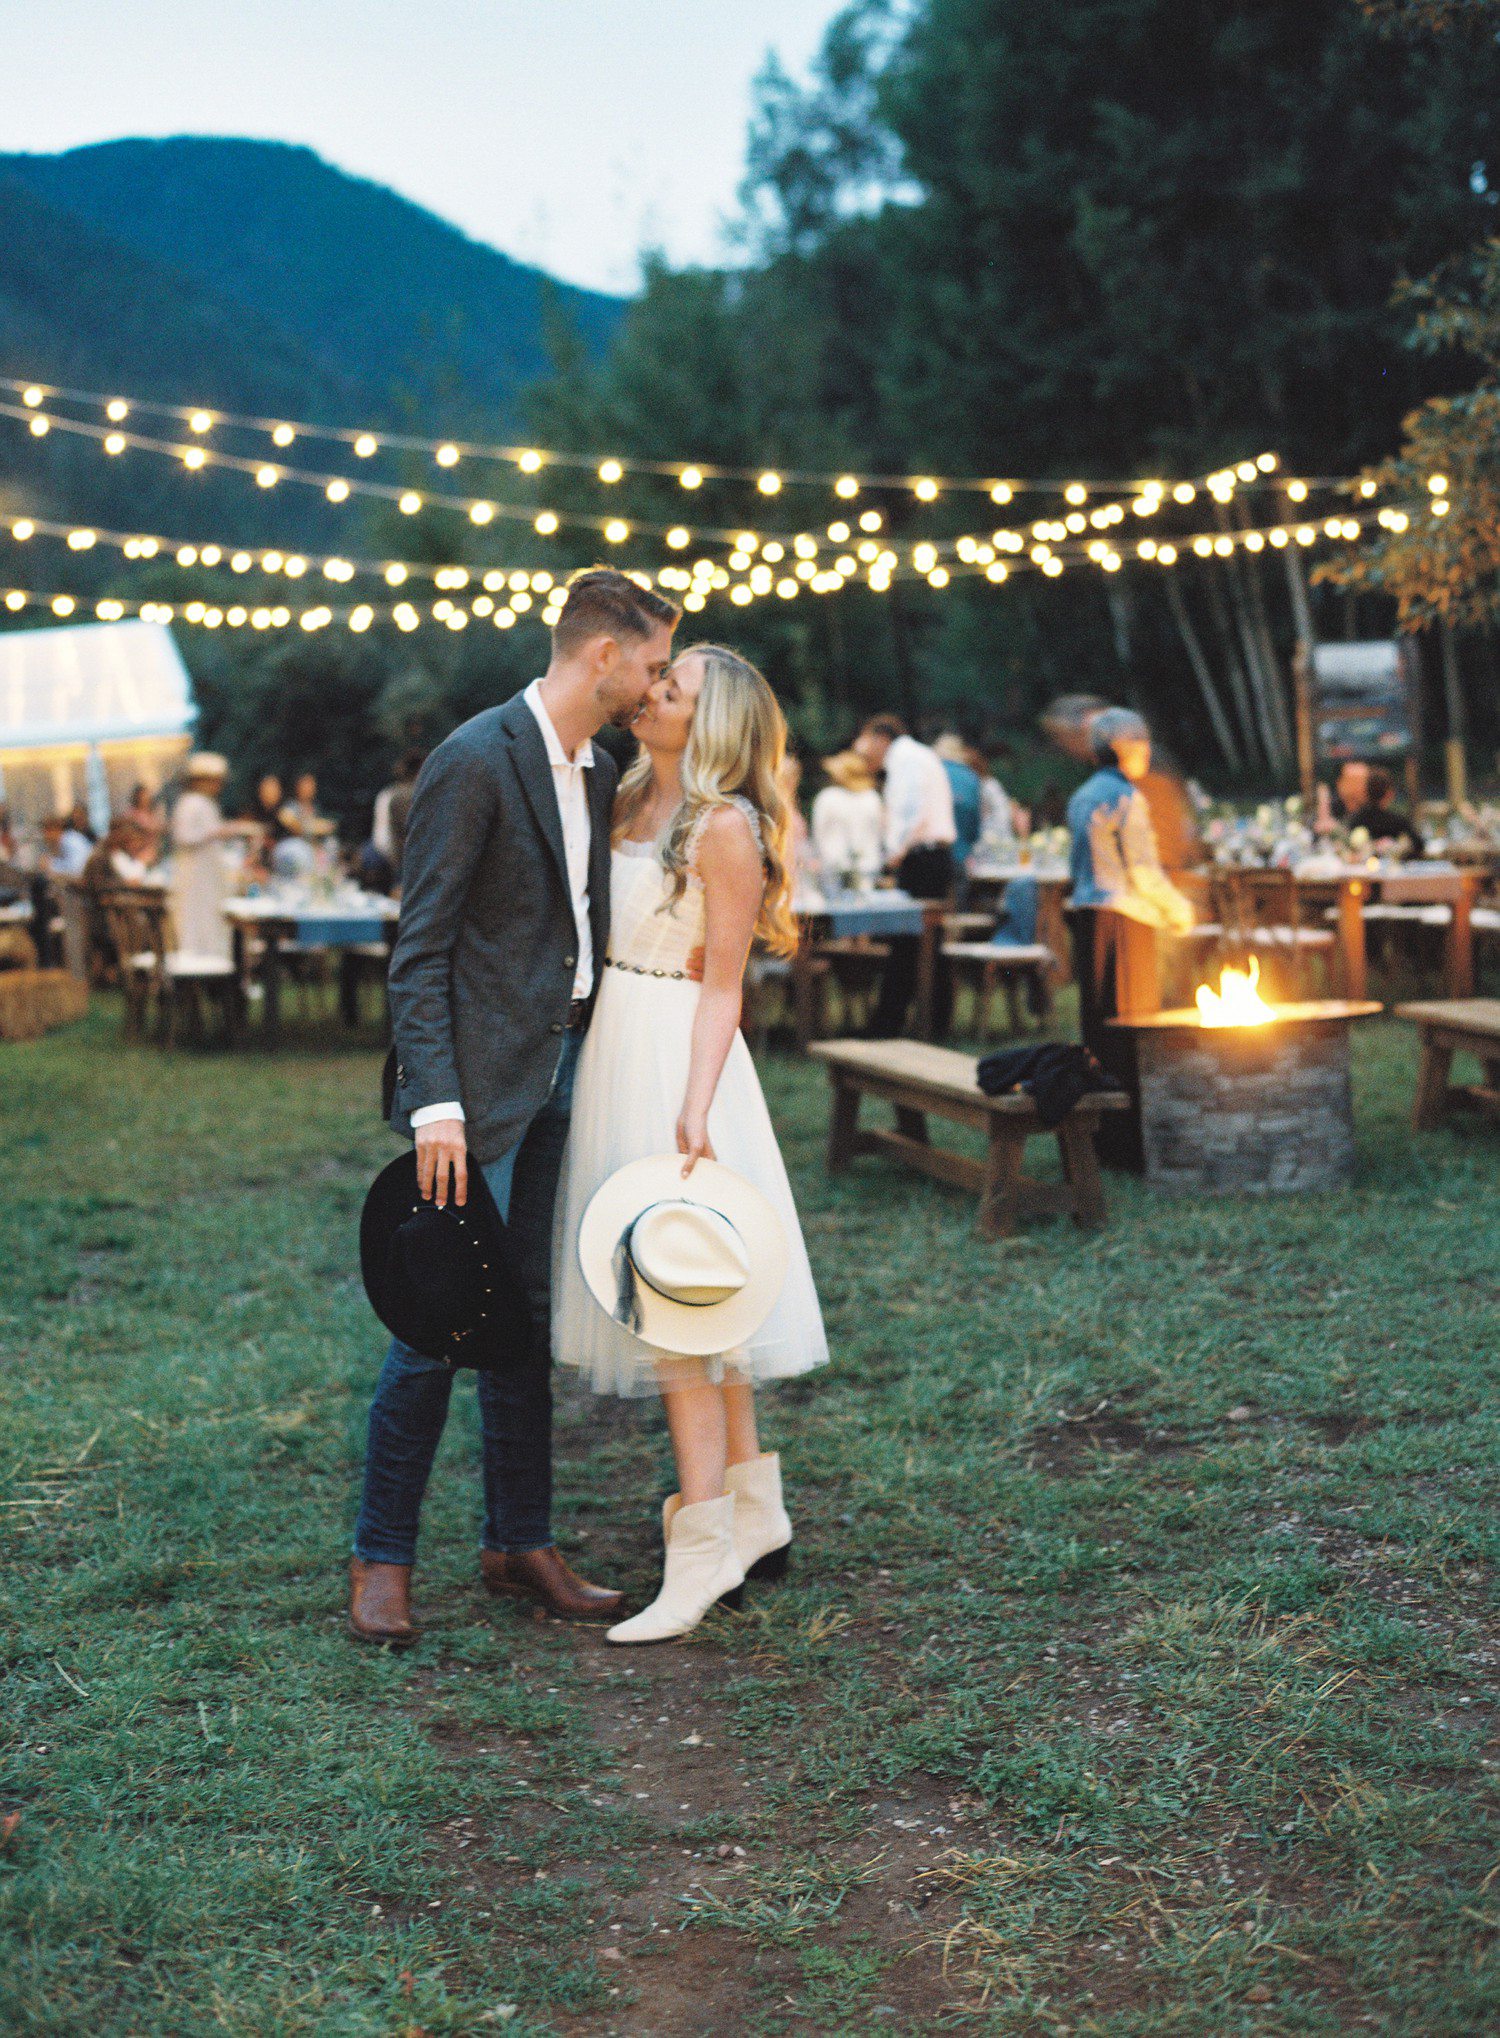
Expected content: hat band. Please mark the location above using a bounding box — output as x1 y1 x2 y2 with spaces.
610 1203 743 1329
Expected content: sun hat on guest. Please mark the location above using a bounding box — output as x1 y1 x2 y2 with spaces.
821 749 877 794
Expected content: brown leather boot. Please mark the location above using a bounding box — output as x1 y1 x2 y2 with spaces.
480 1545 625 1624
348 1559 418 1647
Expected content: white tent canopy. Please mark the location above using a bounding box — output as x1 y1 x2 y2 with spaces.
0 619 196 825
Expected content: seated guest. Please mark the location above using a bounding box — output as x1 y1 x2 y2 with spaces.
83 818 158 890
1348 766 1424 854
42 814 91 878
811 749 885 887
1067 710 1195 931
1315 759 1370 835
279 772 334 842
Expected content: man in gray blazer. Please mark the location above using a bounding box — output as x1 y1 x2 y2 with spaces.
350 568 680 1644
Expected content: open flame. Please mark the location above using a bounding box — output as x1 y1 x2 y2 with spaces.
1195 956 1276 1028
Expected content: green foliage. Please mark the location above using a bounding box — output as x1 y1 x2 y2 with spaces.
524 0 1500 769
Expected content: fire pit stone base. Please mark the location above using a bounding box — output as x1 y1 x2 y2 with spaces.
1125 1006 1379 1195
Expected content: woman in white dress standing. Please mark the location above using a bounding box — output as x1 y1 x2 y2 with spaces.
169 753 246 961
553 645 829 1644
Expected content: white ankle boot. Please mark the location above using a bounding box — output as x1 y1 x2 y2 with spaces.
606 1493 745 1645
726 1452 793 1582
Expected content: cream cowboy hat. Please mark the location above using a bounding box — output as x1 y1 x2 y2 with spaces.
578 1155 788 1357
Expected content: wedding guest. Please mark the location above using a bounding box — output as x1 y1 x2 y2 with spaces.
1316 759 1370 835
1067 711 1195 930
126 783 165 843
810 749 885 885
66 801 96 847
1348 766 1424 854
852 714 957 1036
360 752 422 890
0 805 16 864
279 772 334 842
84 817 158 889
972 746 1017 849
170 754 252 959
934 734 984 869
43 813 92 878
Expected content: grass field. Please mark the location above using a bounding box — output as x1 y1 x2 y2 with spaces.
1 998 1496 2036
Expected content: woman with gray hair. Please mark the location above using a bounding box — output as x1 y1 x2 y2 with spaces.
1066 710 1194 932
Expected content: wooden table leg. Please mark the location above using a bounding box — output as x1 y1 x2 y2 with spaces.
828 1076 861 1170
792 936 821 1050
1447 876 1478 1000
263 921 284 1040
915 904 942 1041
1337 880 1368 1002
979 1120 1026 1239
894 1103 929 1146
1412 1032 1454 1130
1057 1117 1108 1228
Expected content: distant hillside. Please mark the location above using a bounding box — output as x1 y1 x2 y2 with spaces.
0 137 624 426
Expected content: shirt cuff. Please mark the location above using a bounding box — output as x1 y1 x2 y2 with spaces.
409 1102 465 1128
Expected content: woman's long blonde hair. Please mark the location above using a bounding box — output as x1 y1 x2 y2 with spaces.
614 643 799 958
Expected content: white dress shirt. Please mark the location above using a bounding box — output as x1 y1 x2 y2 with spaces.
811 784 886 881
410 678 595 1131
881 735 956 860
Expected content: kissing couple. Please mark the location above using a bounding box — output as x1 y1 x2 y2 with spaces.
350 566 828 1646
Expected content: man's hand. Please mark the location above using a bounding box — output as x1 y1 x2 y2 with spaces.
415 1120 468 1208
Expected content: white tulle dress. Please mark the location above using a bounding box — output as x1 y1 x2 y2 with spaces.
553 800 830 1398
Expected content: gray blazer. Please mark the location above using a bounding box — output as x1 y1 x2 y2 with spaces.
385 692 618 1164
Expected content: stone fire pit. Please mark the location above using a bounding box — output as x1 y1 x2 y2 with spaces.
1107 1001 1382 1194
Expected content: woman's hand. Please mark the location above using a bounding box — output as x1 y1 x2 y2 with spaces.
675 1105 715 1176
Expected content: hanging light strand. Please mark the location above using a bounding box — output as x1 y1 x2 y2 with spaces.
1 374 1356 502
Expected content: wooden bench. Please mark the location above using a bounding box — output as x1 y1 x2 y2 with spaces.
807 1038 1129 1238
1395 998 1500 1129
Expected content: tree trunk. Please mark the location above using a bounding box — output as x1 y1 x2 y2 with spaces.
1201 563 1264 773
1164 573 1243 775
1441 622 1468 804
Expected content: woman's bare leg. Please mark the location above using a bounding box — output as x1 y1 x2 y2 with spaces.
722 1381 761 1468
661 1380 728 1505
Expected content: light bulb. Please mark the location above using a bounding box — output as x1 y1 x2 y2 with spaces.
104 433 126 455
758 472 782 495
990 482 1013 505
272 424 295 448
518 449 543 473
835 476 860 498
598 459 624 484
189 411 213 433
913 478 939 502
469 501 494 525
256 464 279 488
604 519 629 543
399 492 422 515
1064 483 1088 506
679 467 703 490
106 399 129 422
354 434 379 458
183 446 207 470
326 479 350 503
535 511 559 535
436 443 460 468
858 510 882 533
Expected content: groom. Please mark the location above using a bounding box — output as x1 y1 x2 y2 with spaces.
349 567 681 1644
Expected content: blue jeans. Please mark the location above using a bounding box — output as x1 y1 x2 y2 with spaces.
353 1033 580 1565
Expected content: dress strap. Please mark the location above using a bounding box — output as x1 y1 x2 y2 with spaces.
684 794 765 871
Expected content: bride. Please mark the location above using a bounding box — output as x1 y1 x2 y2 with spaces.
552 643 829 1643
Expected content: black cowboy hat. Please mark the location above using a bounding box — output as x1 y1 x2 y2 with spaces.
359 1149 534 1369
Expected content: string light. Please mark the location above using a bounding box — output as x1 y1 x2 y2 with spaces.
1 377 1329 503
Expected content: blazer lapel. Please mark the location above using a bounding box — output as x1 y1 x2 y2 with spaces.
502 694 569 889
587 757 614 957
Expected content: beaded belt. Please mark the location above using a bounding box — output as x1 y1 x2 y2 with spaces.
604 956 688 980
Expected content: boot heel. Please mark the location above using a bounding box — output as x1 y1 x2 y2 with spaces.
747 1543 791 1582
717 1583 745 1611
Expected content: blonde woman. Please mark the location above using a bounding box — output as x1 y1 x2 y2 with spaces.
552 645 829 1643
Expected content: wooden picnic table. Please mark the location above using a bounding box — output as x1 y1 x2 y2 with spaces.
965 865 1073 984
223 893 398 1038
791 891 946 1046
1281 865 1482 1001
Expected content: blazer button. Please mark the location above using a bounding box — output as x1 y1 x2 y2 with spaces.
550 1021 563 1034
564 954 576 970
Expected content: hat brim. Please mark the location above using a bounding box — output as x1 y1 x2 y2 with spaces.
577 1156 788 1357
360 1149 530 1368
